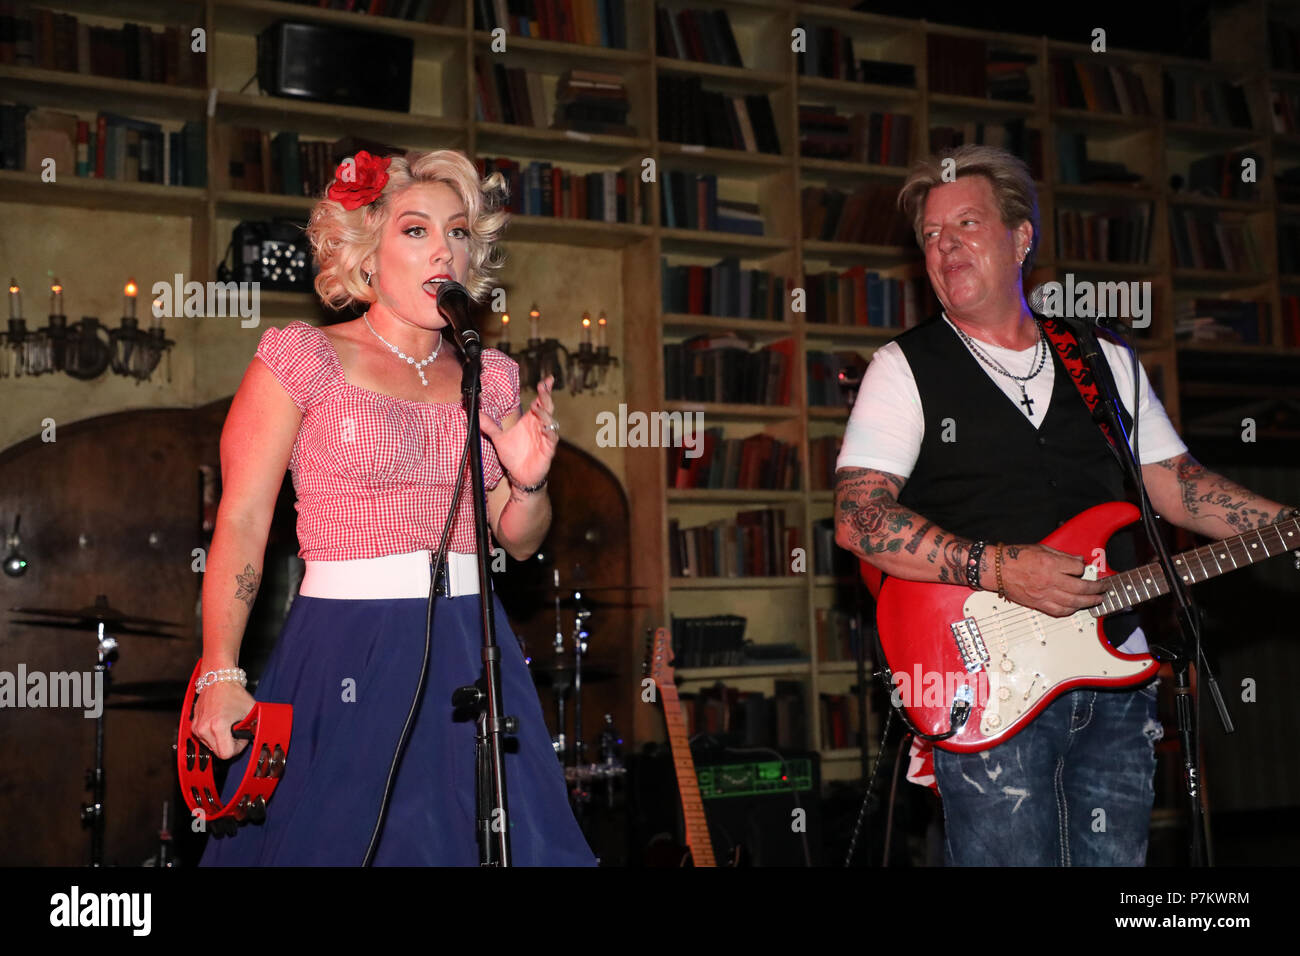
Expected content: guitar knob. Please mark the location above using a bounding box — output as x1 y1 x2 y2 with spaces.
997 687 1012 701
985 713 1002 729
1000 658 1015 673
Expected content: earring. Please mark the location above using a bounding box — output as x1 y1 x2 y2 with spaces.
364 271 373 285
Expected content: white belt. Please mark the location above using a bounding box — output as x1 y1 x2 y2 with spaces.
300 550 481 600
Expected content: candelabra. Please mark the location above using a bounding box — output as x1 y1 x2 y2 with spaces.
3 280 173 383
495 304 618 395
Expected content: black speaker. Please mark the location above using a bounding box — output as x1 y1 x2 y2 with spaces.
257 21 413 113
693 748 822 866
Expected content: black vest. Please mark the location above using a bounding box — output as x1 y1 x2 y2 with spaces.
894 315 1139 639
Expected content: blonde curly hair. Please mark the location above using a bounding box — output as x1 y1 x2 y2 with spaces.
307 149 510 309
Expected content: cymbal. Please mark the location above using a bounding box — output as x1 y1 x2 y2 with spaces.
10 600 180 629
8 618 182 639
528 664 617 688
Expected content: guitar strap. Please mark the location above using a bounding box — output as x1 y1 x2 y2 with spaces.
1037 314 1132 470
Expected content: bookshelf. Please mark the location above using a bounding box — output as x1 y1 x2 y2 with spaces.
3 0 1297 786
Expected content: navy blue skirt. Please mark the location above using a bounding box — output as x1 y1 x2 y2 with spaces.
199 587 597 866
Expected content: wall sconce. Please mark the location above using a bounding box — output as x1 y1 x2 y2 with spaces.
1 279 173 383
495 304 617 395
4 515 29 578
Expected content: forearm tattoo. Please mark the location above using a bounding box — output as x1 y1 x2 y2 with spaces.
835 468 911 555
1154 453 1280 531
234 563 260 608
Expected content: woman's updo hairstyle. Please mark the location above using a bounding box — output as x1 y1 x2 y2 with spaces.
307 148 510 310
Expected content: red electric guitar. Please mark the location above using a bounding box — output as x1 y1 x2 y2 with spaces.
864 502 1299 753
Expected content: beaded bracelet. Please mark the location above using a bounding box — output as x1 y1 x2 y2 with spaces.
994 543 1006 600
503 468 548 494
195 667 247 694
965 540 987 591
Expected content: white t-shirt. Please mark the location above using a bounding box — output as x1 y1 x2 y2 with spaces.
836 315 1187 654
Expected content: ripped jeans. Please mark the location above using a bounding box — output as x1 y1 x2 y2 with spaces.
933 684 1162 866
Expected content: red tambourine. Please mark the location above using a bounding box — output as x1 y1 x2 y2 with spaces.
176 661 292 836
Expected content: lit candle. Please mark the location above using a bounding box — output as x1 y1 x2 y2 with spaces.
597 310 607 348
500 312 511 347
581 311 591 346
529 303 540 341
124 279 137 320
8 280 19 320
50 280 63 316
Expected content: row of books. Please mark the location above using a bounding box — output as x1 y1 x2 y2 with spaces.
798 106 913 167
929 120 1044 181
820 692 868 750
1174 298 1266 345
1169 208 1263 273
476 0 625 46
801 184 911 247
1054 203 1154 264
214 130 388 197
660 171 764 235
667 429 800 491
669 509 802 579
669 615 747 669
0 3 202 86
554 68 631 134
1050 57 1152 115
478 155 644 223
658 76 780 153
1177 150 1262 202
810 518 856 577
1280 295 1300 347
678 682 807 750
292 0 450 20
1055 130 1142 186
796 25 916 87
1278 219 1300 275
5 106 205 185
927 34 1035 102
809 435 842 492
803 269 931 330
654 6 742 67
807 350 867 408
1164 71 1255 129
663 334 794 405
660 257 788 320
815 607 868 664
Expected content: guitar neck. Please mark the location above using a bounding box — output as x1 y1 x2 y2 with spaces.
657 682 717 867
1095 517 1299 615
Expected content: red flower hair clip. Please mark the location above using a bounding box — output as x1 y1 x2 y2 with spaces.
327 151 392 210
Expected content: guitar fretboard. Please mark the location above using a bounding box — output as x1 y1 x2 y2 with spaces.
655 678 717 867
1095 517 1299 616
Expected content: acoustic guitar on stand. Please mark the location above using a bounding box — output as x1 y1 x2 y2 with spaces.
862 502 1300 753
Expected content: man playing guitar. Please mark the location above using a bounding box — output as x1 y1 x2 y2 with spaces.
833 144 1297 866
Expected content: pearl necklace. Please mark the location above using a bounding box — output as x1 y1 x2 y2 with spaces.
362 312 443 386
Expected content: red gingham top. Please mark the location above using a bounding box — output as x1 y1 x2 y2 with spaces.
253 321 521 560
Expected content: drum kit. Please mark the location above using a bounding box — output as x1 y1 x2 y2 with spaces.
8 568 645 865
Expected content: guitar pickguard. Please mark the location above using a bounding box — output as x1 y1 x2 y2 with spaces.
958 592 1150 741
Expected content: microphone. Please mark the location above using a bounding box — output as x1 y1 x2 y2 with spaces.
1026 284 1131 334
428 279 480 357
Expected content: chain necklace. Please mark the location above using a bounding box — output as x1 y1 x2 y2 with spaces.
362 312 443 386
945 314 1048 417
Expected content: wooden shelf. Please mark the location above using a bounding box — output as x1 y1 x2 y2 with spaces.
666 489 805 503
0 170 206 215
659 229 791 256
654 56 788 91
662 313 793 335
216 0 465 58
0 64 206 119
662 400 799 419
796 75 920 104
670 577 807 590
472 29 648 66
474 123 650 162
215 91 465 144
676 663 812 680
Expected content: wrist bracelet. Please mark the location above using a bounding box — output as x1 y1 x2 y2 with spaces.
503 468 547 494
994 543 1006 600
966 540 987 590
195 667 246 694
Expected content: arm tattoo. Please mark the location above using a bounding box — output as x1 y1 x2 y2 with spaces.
1155 453 1278 531
904 520 934 555
234 563 260 608
834 468 914 555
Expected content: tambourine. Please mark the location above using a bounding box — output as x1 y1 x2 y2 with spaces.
176 661 292 837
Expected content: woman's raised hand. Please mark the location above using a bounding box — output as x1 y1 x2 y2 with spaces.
478 375 559 488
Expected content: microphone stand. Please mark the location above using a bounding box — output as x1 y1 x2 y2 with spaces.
1070 317 1227 867
442 291 515 866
